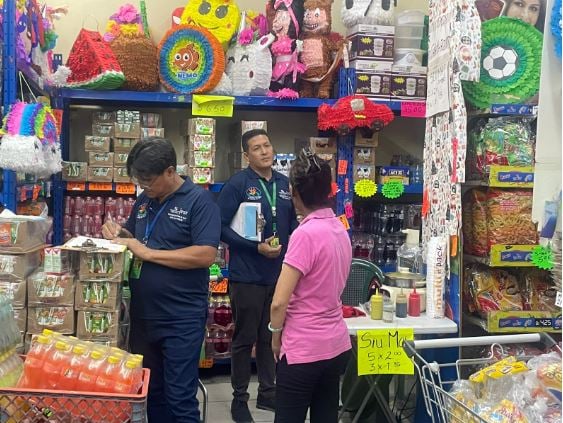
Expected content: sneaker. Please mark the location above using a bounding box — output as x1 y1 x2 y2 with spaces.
231 399 254 423
256 394 275 412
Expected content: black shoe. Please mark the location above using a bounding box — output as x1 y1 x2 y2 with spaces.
231 399 254 423
256 395 275 412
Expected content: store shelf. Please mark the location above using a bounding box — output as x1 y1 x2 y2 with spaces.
464 311 562 333
464 166 534 189
464 244 537 267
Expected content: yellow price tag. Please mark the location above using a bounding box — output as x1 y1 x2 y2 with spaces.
354 179 377 198
192 95 234 117
357 329 414 376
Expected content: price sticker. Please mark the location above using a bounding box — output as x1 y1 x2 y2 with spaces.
354 180 377 198
400 101 426 118
337 160 348 176
556 292 562 308
357 329 414 376
67 182 86 191
116 183 136 195
89 183 113 191
192 95 234 117
382 181 405 199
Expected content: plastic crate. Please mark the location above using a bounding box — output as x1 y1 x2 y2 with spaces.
0 368 150 423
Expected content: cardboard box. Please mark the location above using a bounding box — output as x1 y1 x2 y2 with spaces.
349 33 394 61
27 271 74 306
87 166 114 182
354 70 392 98
187 135 215 152
44 247 72 274
349 59 393 72
0 249 42 281
75 277 122 311
114 138 139 152
113 152 129 166
141 112 162 128
294 137 337 154
317 153 336 181
85 136 111 152
92 124 114 137
188 167 214 184
390 70 427 100
116 110 141 124
92 111 116 125
27 306 75 334
141 127 165 140
188 118 215 136
354 147 377 165
355 131 379 147
113 167 131 183
0 218 50 253
238 120 268 135
185 151 215 168
62 237 127 280
115 122 141 138
76 310 119 340
346 24 395 37
0 280 27 308
88 152 114 166
13 308 26 332
353 164 377 183
62 161 88 181
379 166 411 184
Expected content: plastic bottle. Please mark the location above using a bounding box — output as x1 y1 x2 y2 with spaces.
370 289 383 320
58 344 87 391
397 229 422 274
395 288 408 318
77 350 105 392
114 360 136 394
214 297 232 326
18 335 52 388
95 355 122 393
128 360 143 394
43 341 71 389
408 287 421 317
207 297 216 326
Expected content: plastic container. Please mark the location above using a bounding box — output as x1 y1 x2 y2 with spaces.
395 25 424 39
370 290 383 320
395 10 425 25
394 48 424 66
17 335 52 388
394 37 423 50
397 229 423 274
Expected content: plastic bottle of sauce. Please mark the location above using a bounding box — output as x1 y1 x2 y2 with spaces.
370 289 383 320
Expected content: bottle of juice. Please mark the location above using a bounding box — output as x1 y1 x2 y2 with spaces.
95 355 121 393
58 344 87 391
43 341 71 390
114 360 136 394
18 334 52 388
77 350 105 392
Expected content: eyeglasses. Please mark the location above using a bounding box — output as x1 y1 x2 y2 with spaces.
301 148 321 174
131 175 159 189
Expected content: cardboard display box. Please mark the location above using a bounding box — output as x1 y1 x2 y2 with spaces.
92 124 114 137
294 137 337 155
85 136 111 153
113 152 129 166
75 277 122 311
62 161 88 181
353 164 377 183
390 65 427 100
355 131 379 148
115 122 141 139
114 138 139 152
187 135 215 152
92 112 116 125
141 112 162 128
0 280 27 308
62 237 128 280
87 166 114 182
27 305 75 334
141 127 165 140
0 248 42 281
76 310 120 340
185 151 215 168
349 31 394 61
188 118 215 136
27 271 75 306
188 167 214 184
0 217 50 253
354 70 392 98
88 152 114 166
354 147 377 165
113 167 131 183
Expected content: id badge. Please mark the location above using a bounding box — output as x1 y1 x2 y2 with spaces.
131 256 143 279
269 236 280 248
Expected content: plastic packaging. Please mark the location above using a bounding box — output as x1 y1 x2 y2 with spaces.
426 236 447 318
397 229 422 273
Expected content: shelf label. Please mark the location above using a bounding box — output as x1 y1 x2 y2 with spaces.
116 183 136 195
400 101 426 118
357 329 414 376
556 292 562 308
192 95 234 117
491 104 537 116
67 182 86 191
489 311 562 332
89 183 113 191
490 244 535 267
489 166 534 188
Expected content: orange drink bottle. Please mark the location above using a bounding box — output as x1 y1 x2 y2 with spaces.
43 341 71 390
58 344 87 391
95 355 121 393
17 335 52 388
76 350 105 392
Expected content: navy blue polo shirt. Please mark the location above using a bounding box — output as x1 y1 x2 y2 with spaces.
217 167 298 285
124 179 220 319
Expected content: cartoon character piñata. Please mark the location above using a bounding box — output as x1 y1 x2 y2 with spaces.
341 0 396 27
267 0 306 99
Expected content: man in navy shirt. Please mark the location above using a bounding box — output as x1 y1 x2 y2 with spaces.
217 129 298 423
102 138 220 423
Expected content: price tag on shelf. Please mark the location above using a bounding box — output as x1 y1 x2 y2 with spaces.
337 159 348 176
116 183 136 195
400 101 426 118
89 183 113 191
67 182 86 191
192 95 234 117
357 329 414 376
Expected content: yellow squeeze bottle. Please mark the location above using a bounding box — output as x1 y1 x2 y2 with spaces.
370 289 383 320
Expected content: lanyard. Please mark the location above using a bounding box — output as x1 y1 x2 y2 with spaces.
258 179 277 235
143 200 170 244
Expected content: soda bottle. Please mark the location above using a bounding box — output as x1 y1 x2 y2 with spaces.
77 350 105 392
74 197 84 216
214 297 232 326
95 355 121 393
114 360 136 394
128 360 144 394
58 344 87 391
18 334 52 388
43 341 71 389
207 297 216 326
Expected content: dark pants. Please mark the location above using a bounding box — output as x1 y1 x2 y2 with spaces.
230 281 276 402
130 313 206 423
275 350 351 423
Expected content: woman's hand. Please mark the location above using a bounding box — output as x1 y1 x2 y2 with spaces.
271 332 282 363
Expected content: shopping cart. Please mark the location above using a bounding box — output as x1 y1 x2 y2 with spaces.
402 333 561 423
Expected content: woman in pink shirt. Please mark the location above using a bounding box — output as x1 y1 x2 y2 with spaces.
270 149 352 423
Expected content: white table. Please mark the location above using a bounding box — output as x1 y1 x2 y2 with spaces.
340 314 458 423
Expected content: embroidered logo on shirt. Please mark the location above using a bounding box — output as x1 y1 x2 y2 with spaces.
279 189 291 200
246 186 262 201
136 203 148 220
168 206 189 222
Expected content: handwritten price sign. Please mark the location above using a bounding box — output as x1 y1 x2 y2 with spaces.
192 95 234 117
357 329 414 376
400 101 426 118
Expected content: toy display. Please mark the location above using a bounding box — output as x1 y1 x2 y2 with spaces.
158 25 225 94
0 101 61 176
267 0 306 98
341 0 396 27
299 0 342 98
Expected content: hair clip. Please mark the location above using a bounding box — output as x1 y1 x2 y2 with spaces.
301 148 321 174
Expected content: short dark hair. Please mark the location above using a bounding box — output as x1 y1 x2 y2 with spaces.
241 129 268 152
289 149 332 209
127 138 177 179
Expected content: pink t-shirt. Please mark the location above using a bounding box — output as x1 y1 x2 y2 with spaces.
281 208 352 365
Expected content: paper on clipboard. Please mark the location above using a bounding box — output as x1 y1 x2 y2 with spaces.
230 202 262 242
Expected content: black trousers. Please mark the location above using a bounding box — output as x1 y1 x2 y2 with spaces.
230 281 276 402
275 350 351 423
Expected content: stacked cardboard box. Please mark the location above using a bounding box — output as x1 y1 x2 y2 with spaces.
353 132 379 183
294 137 338 181
185 118 216 184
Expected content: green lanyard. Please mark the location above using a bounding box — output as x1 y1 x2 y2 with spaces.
258 179 277 235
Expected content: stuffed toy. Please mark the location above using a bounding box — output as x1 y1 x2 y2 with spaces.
267 0 306 99
179 0 241 49
341 0 396 27
299 0 342 98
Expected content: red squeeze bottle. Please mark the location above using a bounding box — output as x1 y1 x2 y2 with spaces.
408 287 421 317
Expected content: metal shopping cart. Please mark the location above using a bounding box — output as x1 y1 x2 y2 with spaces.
402 333 561 423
